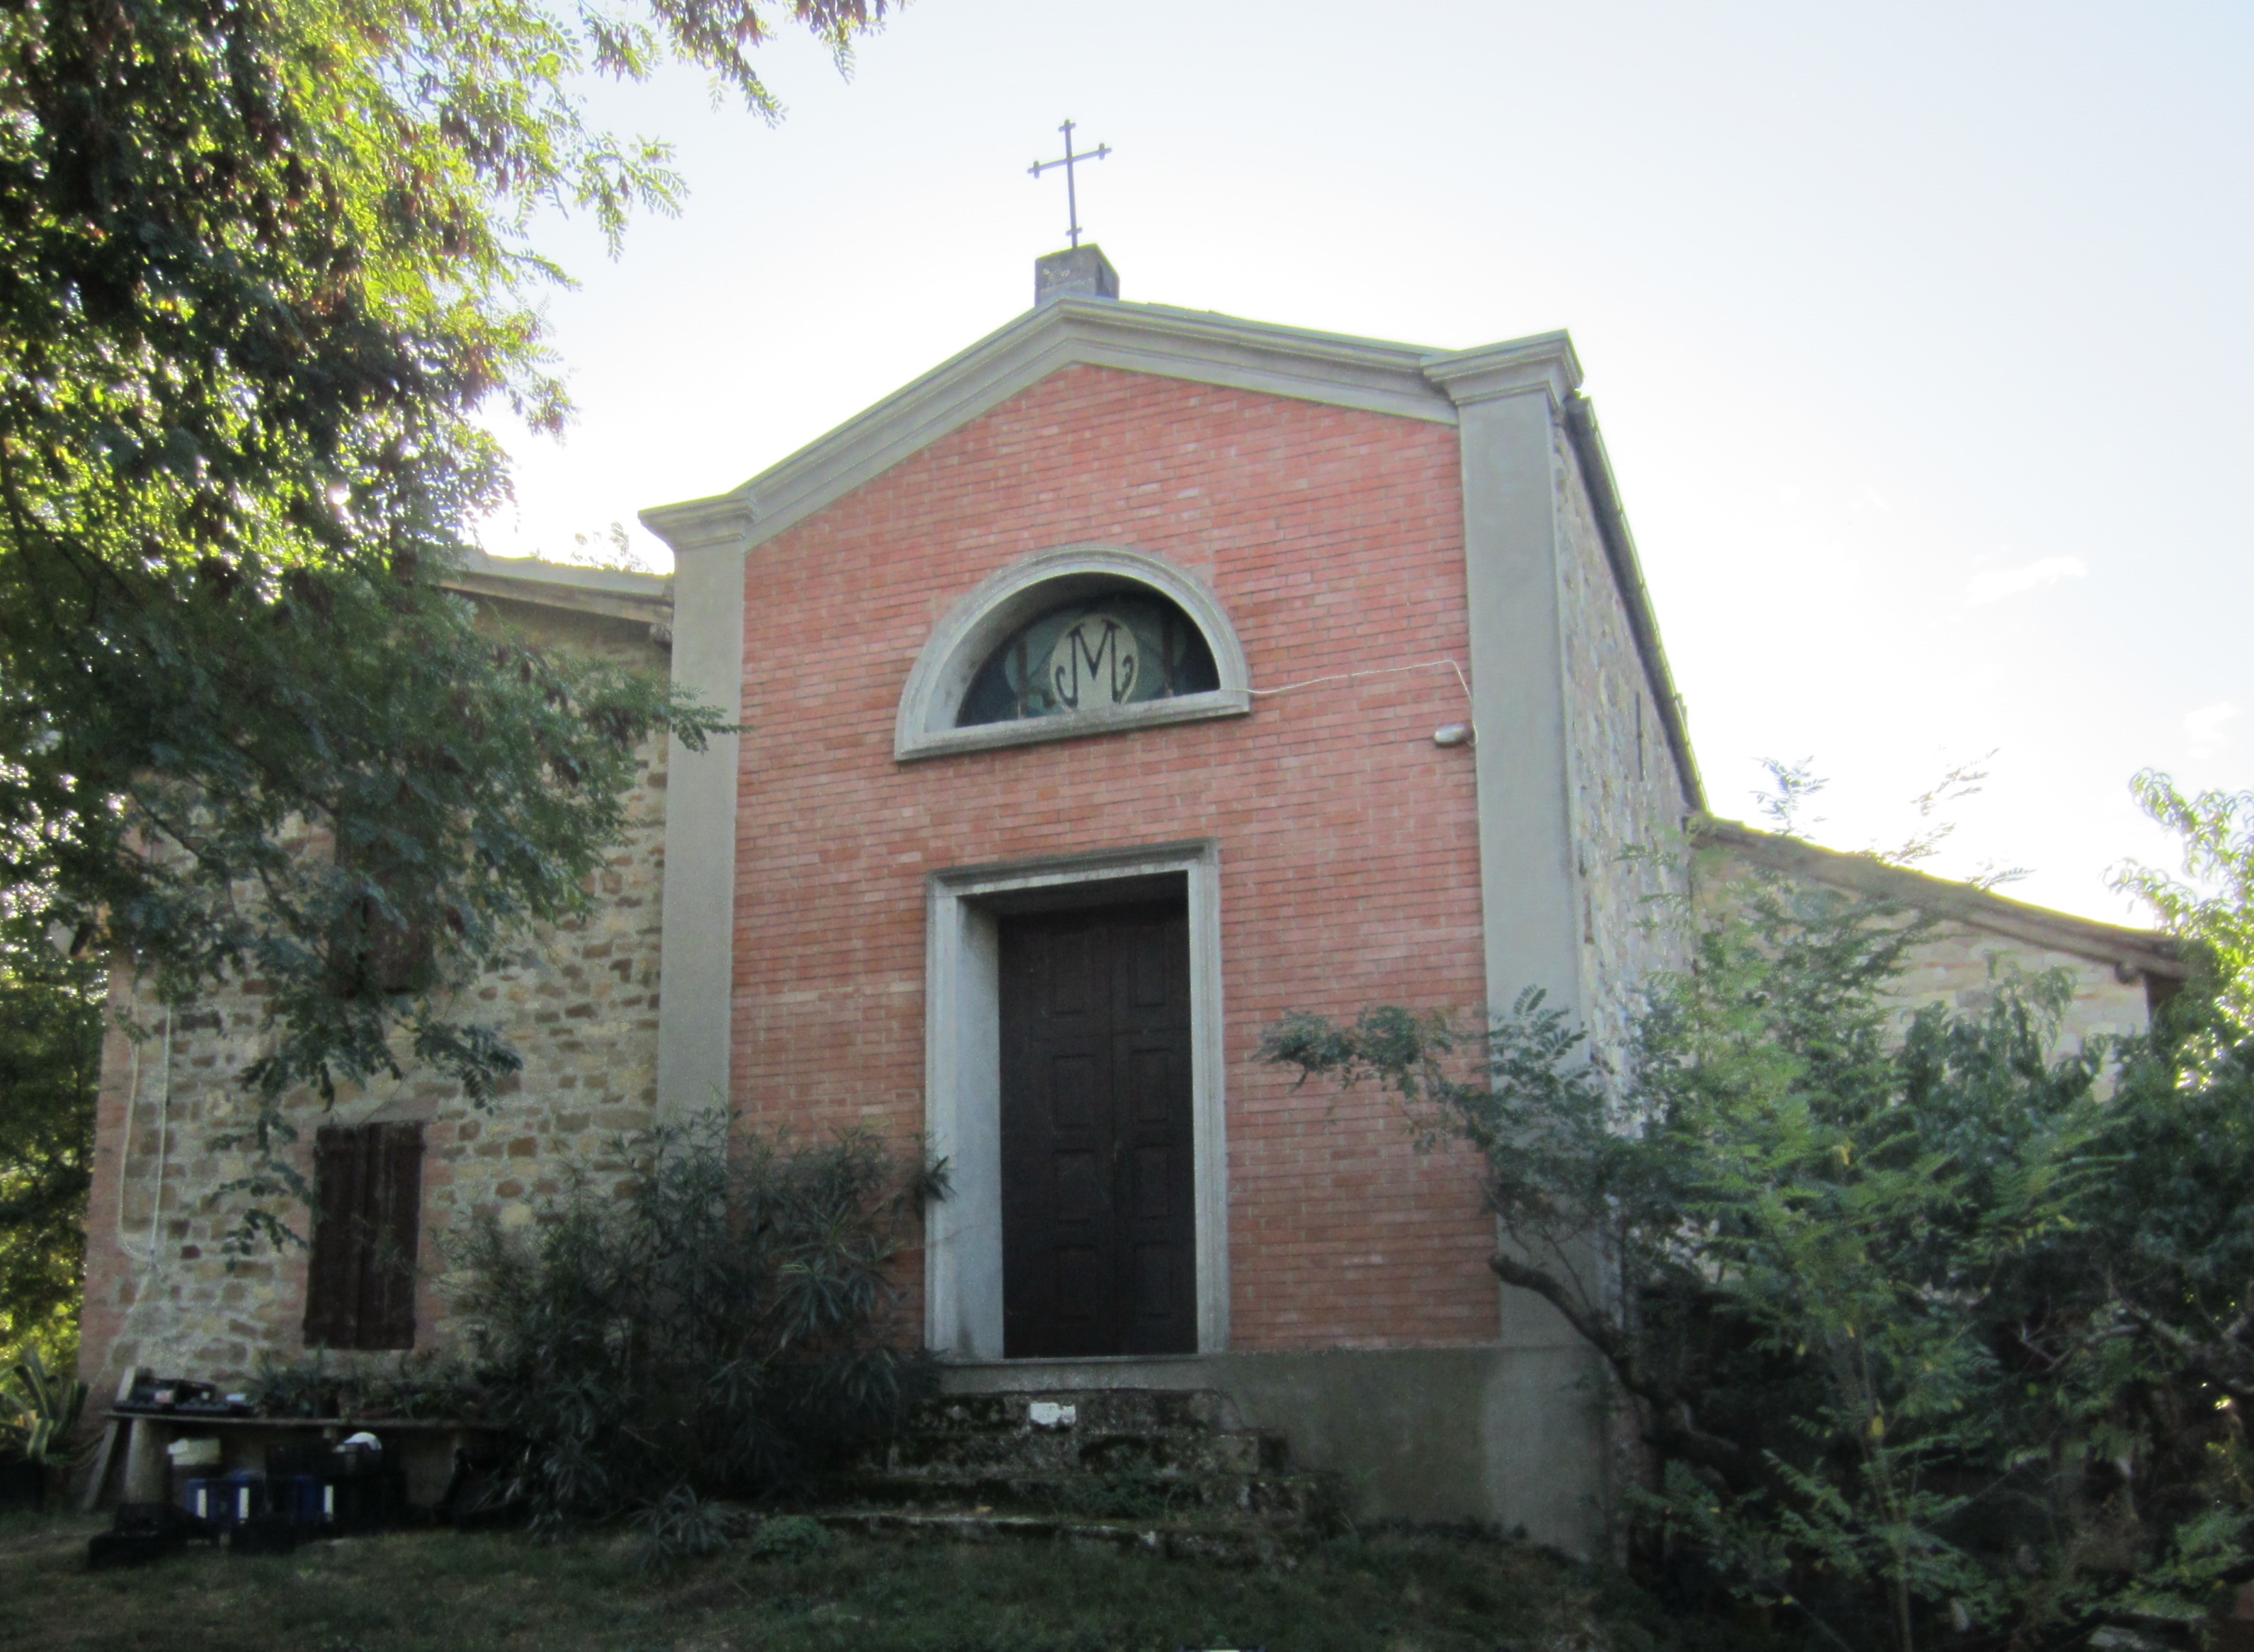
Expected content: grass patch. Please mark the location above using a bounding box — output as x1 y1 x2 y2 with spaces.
0 1508 1764 1651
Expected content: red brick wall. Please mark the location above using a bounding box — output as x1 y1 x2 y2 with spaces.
734 364 1497 1351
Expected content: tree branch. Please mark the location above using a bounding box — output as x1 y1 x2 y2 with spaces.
1486 1250 1753 1484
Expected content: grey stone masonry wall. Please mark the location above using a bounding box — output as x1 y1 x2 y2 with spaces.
1553 426 1692 1087
1886 923 2153 1051
1698 824 2176 1058
77 599 671 1401
1710 853 2158 1053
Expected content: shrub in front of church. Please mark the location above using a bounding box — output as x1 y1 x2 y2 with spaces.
445 1112 943 1551
250 1348 486 1422
1264 858 2254 1651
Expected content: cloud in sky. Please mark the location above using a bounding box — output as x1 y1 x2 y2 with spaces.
1964 556 2088 608
2186 701 2241 757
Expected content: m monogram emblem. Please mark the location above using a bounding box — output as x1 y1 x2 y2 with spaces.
954 591 1217 730
1048 614 1139 709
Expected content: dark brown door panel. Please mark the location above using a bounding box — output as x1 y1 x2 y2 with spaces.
1000 901 1195 1358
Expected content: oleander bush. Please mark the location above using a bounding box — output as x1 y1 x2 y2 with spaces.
445 1112 943 1553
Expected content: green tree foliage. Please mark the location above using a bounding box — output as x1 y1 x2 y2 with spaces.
0 0 887 1232
444 1112 941 1552
1264 857 2254 1651
0 916 101 1370
2114 770 2254 1038
1 1346 89 1470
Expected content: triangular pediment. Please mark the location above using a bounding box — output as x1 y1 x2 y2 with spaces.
639 298 1580 555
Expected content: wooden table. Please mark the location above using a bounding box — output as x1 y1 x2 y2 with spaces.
103 1411 503 1512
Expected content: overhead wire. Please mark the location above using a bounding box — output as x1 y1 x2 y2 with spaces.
1246 657 1473 706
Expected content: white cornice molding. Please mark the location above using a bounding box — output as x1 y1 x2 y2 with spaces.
637 497 756 557
1051 299 1457 421
1420 332 1584 409
640 317 1593 561
904 690 1253 762
634 301 1533 559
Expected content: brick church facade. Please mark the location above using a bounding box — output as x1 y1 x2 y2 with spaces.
77 252 2180 1550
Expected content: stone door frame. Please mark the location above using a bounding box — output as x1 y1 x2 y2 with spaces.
923 840 1227 1360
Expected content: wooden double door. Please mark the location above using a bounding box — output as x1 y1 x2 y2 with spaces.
999 901 1197 1358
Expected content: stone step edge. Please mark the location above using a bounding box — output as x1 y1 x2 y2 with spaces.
807 1508 1303 1561
824 1478 1325 1505
892 1403 1252 1426
904 1394 1239 1425
835 1469 1331 1492
912 1389 1234 1402
819 1474 1342 1528
861 1435 1286 1459
852 1460 1289 1478
862 1433 1290 1470
880 1428 1283 1452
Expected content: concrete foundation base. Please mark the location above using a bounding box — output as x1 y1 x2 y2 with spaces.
939 1342 1615 1557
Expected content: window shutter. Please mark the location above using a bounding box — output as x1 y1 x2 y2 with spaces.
303 1127 369 1348
360 1122 424 1350
302 1122 425 1351
327 832 436 998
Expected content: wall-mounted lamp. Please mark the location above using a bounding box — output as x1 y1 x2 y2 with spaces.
1432 723 1474 748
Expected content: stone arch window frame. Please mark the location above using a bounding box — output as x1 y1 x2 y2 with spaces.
894 547 1253 763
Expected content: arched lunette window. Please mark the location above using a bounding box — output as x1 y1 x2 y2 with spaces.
895 547 1251 761
957 591 1220 727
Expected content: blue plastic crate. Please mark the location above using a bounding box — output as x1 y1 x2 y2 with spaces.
319 1466 401 1534
221 1469 266 1527
272 1473 325 1529
183 1476 228 1528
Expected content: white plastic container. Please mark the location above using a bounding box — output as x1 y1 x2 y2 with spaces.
166 1437 222 1469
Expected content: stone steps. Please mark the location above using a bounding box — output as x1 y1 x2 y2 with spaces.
804 1508 1292 1566
877 1428 1282 1476
824 1387 1344 1551
897 1390 1239 1436
826 1468 1336 1522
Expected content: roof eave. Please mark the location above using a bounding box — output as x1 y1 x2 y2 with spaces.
1696 816 2187 981
1561 399 1705 812
443 548 673 630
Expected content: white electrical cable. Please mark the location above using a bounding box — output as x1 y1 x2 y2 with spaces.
146 1005 171 1264
113 1028 147 1260
1246 657 1473 705
113 1003 174 1266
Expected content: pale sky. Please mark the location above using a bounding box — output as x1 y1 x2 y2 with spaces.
478 0 2254 925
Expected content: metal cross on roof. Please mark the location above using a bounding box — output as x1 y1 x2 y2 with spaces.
1028 120 1111 249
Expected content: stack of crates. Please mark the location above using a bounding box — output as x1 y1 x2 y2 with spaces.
173 1437 406 1539
166 1436 222 1522
265 1443 328 1532
259 1439 402 1535
318 1441 402 1534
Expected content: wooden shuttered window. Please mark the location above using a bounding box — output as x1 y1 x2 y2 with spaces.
325 884 434 998
326 831 436 999
303 1122 425 1350
332 899 433 996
